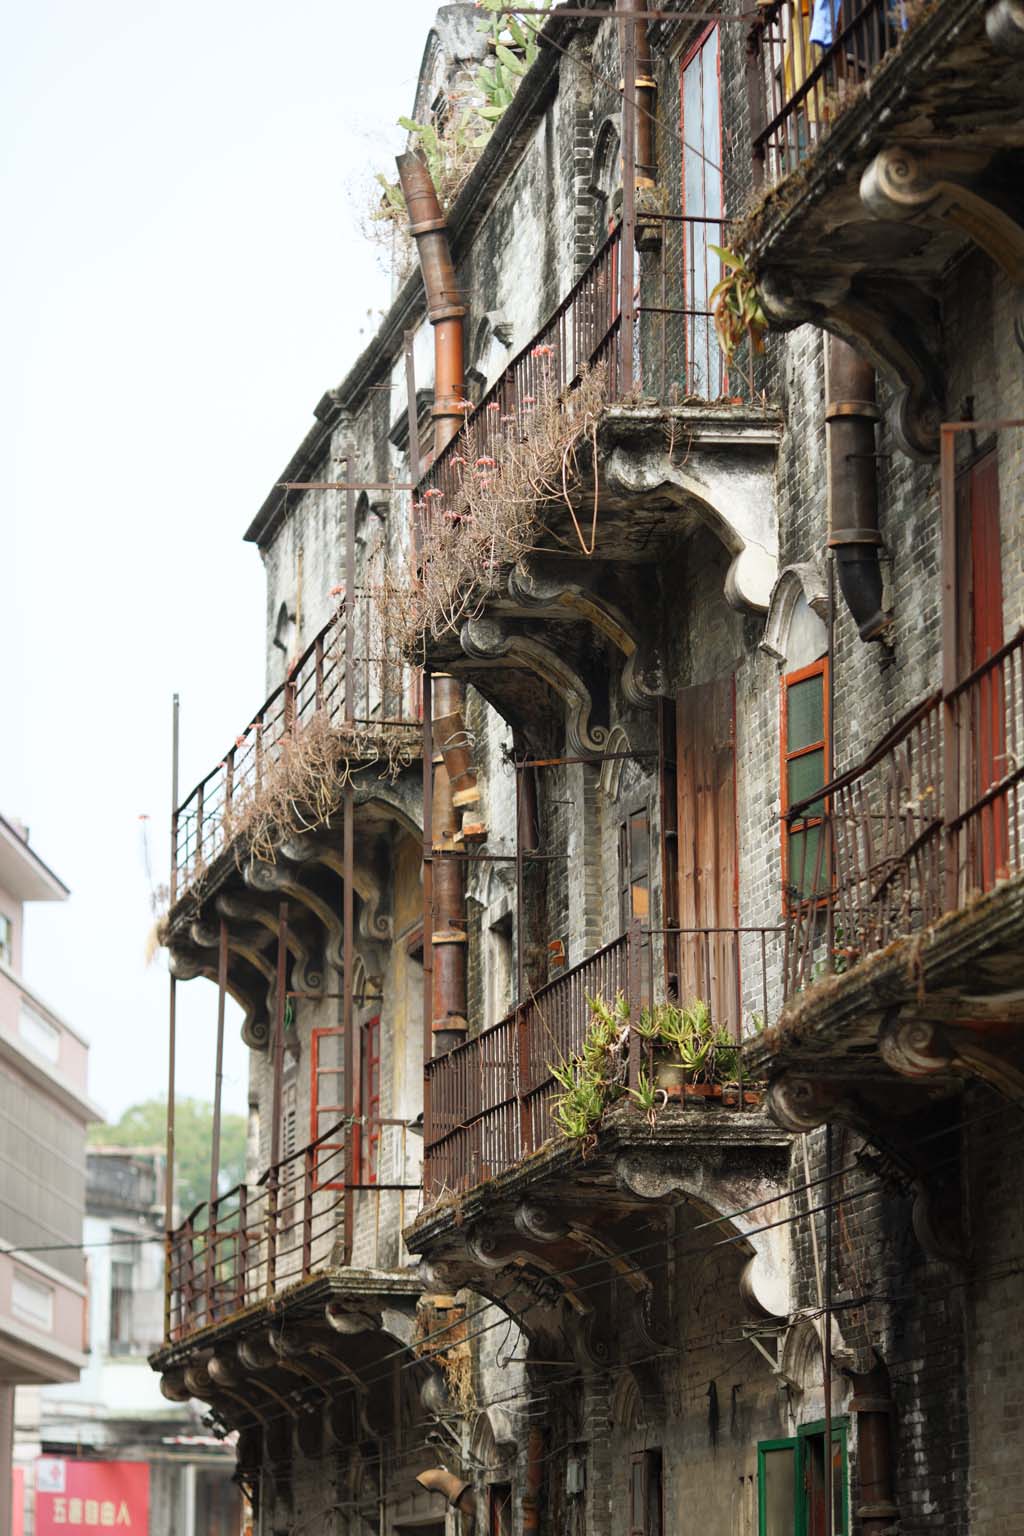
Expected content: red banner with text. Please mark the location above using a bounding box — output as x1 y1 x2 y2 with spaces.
35 1460 150 1533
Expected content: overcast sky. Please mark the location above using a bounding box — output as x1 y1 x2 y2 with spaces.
2 0 438 1123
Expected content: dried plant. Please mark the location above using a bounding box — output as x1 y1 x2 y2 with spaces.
383 359 608 656
217 711 417 874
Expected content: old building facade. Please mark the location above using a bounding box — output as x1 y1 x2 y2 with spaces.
151 3 1024 1533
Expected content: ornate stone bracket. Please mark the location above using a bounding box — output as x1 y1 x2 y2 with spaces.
758 268 944 459
507 562 664 707
167 945 268 1049
767 1072 964 1263
615 1150 791 1319
244 860 346 974
861 144 1024 292
460 617 609 755
879 1016 1024 1104
280 833 393 944
215 891 324 997
601 443 779 611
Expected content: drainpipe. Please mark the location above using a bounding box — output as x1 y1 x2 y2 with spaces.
622 0 656 186
522 1426 544 1536
431 673 469 1053
395 151 468 460
416 1469 477 1518
825 337 890 642
398 155 474 1054
849 1360 899 1536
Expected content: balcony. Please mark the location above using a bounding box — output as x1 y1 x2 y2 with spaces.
423 925 782 1199
165 593 422 1051
171 594 420 907
410 215 782 741
406 926 792 1349
751 628 1024 1227
164 1118 421 1345
744 0 1024 454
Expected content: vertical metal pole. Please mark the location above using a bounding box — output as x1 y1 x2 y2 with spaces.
823 1122 834 1536
619 13 638 395
164 694 180 1339
404 329 421 485
940 424 960 913
515 758 524 1007
209 919 228 1209
270 902 289 1169
170 692 180 905
422 670 434 1177
826 550 836 968
343 783 355 1261
345 457 356 725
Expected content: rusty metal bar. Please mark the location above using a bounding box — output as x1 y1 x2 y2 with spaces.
270 902 289 1169
619 13 637 395
343 782 355 1264
404 329 421 484
422 668 434 1152
276 481 416 491
209 919 228 1210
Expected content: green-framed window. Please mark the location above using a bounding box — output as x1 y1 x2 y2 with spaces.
758 1420 849 1536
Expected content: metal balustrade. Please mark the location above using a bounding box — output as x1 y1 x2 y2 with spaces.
164 1118 422 1343
171 595 420 902
747 0 908 185
784 628 1024 995
423 925 781 1199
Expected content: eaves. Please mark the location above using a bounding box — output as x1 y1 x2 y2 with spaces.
244 3 596 550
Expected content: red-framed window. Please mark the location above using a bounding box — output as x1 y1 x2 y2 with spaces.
357 1015 381 1186
781 658 829 907
311 1027 346 1190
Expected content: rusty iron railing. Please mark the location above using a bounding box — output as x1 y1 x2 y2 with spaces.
747 0 908 186
415 213 765 516
423 924 781 1198
165 1118 422 1343
784 628 1024 994
171 594 420 901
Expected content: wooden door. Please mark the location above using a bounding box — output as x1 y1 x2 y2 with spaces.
956 451 1007 888
676 674 739 1033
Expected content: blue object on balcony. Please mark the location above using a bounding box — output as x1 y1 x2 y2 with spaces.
810 0 839 49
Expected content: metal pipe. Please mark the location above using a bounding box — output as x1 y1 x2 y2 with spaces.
621 0 655 185
164 692 180 1337
522 1426 544 1536
431 675 468 1051
395 153 467 460
825 337 889 642
270 902 289 1169
850 1360 899 1536
415 1469 476 1517
343 783 355 1261
209 919 228 1210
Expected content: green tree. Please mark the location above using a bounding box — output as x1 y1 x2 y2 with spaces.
90 1098 248 1215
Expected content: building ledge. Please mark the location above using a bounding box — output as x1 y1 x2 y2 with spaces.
742 0 1024 455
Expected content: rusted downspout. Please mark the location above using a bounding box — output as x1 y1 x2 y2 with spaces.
825 337 889 642
622 0 656 186
416 1468 477 1518
398 154 475 1055
395 151 468 459
522 1426 544 1536
849 1360 898 1536
431 673 469 1052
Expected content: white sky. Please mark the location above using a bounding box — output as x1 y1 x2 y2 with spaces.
1 0 439 1124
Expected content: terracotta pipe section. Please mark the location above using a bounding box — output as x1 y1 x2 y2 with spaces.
395 151 467 460
825 337 890 643
522 1425 544 1536
432 675 469 1051
622 0 656 185
850 1361 899 1536
416 1468 477 1517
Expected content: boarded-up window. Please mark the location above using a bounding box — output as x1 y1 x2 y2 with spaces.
676 675 739 1028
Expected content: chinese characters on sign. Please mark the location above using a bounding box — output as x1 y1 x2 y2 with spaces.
35 1461 150 1534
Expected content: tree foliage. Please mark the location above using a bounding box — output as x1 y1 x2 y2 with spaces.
90 1097 248 1216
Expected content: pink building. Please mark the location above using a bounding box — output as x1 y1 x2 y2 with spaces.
0 815 96 1534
